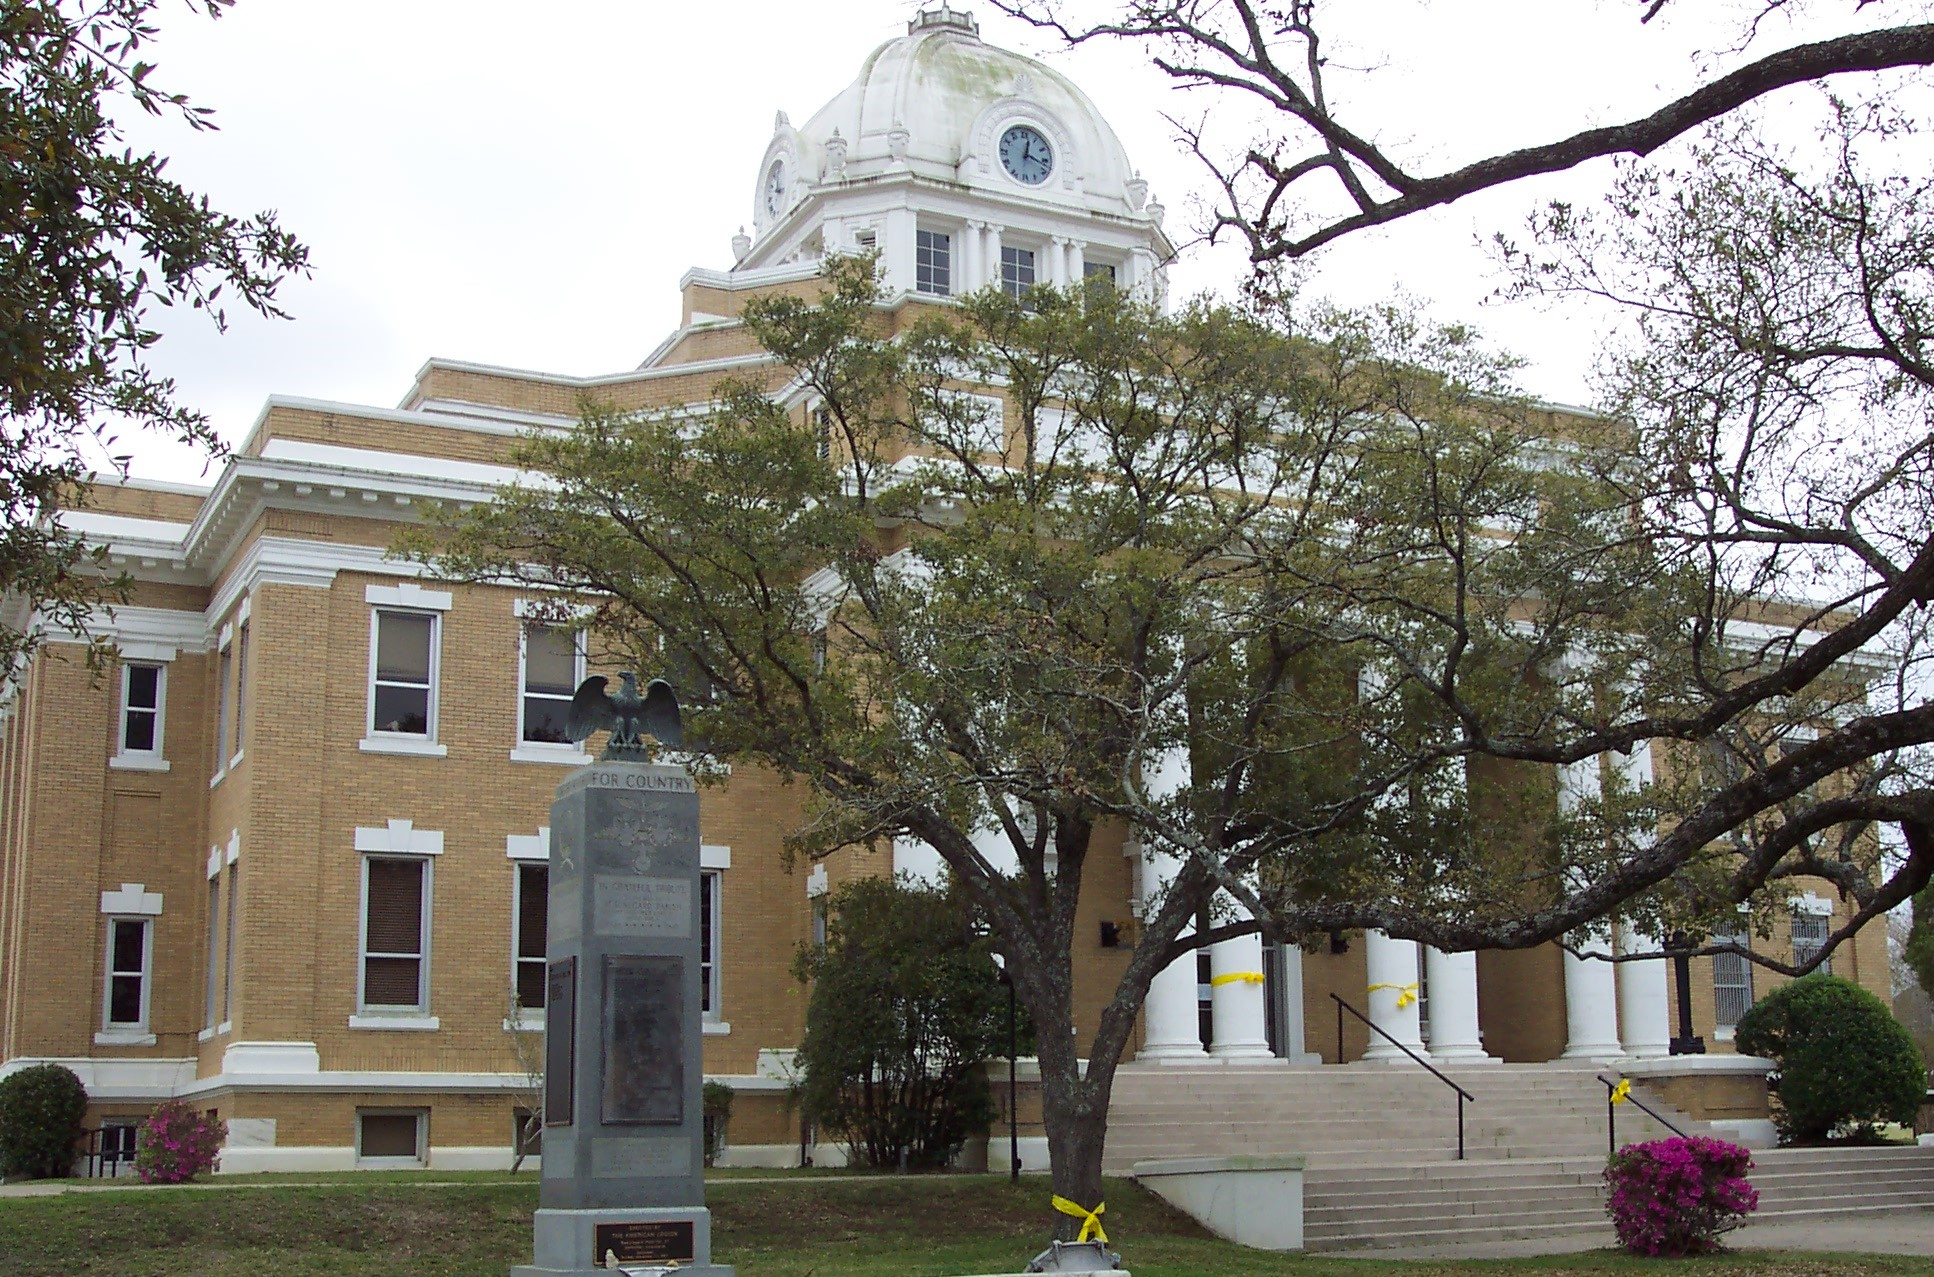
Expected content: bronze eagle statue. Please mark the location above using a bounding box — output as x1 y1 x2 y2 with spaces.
567 672 683 758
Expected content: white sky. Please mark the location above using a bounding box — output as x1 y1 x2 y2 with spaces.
111 0 1871 483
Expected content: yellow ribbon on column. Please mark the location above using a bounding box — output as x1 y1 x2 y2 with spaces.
1209 971 1266 987
1051 1195 1108 1243
1610 1078 1631 1105
1367 981 1420 1009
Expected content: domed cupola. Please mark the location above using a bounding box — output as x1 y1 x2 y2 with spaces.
733 6 1171 305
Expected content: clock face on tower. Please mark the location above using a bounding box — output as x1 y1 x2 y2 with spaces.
999 125 1053 185
763 159 788 216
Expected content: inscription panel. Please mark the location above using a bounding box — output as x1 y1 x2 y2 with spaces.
601 955 684 1125
589 1135 690 1178
543 957 576 1127
593 1220 696 1265
593 875 690 938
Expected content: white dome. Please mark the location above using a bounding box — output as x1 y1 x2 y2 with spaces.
755 7 1149 228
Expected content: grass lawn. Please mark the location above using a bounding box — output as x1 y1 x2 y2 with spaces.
0 1173 1921 1277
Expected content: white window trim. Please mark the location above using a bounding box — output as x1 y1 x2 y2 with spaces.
100 882 163 916
228 620 249 769
112 660 169 771
515 622 586 759
355 1108 428 1167
354 820 445 856
100 915 154 1036
510 860 548 1031
364 582 452 611
211 632 233 785
364 608 442 748
505 828 551 861
354 853 436 1023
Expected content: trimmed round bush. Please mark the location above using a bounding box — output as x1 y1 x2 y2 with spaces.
1733 973 1924 1143
0 1064 89 1179
133 1099 225 1183
1604 1135 1758 1256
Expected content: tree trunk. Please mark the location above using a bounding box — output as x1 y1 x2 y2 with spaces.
1031 996 1118 1242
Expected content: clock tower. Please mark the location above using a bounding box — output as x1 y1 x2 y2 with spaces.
710 6 1172 307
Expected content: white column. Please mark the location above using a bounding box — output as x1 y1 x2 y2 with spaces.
881 207 917 295
1136 745 1207 1063
1207 899 1272 1060
1275 943 1320 1063
1422 947 1495 1062
1557 755 1623 1059
984 223 1005 291
1045 236 1069 287
1066 239 1087 286
1615 923 1672 1059
1363 931 1428 1062
962 220 984 294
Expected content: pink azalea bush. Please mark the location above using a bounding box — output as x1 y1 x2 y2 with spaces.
1604 1135 1758 1256
132 1100 225 1184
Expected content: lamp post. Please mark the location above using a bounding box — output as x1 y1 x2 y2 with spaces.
1667 931 1707 1056
992 952 1019 1181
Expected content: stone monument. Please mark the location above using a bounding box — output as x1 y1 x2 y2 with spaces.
512 676 731 1276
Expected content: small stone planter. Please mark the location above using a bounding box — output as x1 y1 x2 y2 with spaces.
1131 1154 1306 1251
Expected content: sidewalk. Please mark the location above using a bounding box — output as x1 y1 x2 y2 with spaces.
1361 1210 1934 1261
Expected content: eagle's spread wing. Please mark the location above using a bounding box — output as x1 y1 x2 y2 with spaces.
641 679 684 748
566 675 619 743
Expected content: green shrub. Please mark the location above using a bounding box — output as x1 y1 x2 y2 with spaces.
792 877 1024 1170
1734 973 1924 1143
702 1081 734 1167
0 1064 89 1179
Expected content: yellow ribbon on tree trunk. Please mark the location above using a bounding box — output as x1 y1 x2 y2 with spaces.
1610 1078 1631 1105
1209 971 1265 987
1051 1195 1108 1243
1367 981 1419 1009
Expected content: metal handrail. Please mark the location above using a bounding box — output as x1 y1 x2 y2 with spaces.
1599 1072 1688 1157
1330 992 1474 1160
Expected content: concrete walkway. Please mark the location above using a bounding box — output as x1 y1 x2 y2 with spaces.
1363 1210 1934 1260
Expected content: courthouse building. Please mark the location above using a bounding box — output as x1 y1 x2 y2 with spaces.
0 8 1898 1171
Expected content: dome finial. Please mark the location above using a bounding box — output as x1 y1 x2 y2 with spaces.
909 5 978 37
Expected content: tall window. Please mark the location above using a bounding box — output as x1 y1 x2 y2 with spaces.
119 663 164 757
521 627 580 744
1712 927 1754 1033
103 918 151 1029
514 863 548 1010
370 611 437 737
1791 911 1830 973
916 229 952 296
361 858 429 1011
357 1110 425 1165
231 623 249 757
1000 245 1036 298
701 870 720 1017
203 877 221 1031
214 643 233 767
223 864 240 1024
1083 260 1118 288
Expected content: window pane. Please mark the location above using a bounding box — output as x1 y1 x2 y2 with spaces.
1001 246 1035 297
233 627 248 752
1083 261 1117 287
109 974 143 1024
123 709 156 753
205 879 221 1029
517 962 547 1010
359 1113 419 1159
111 920 145 973
372 686 430 735
363 956 422 1006
525 628 577 695
376 613 433 683
365 860 424 953
917 230 952 296
518 865 548 958
701 871 715 1015
522 696 572 744
126 665 159 710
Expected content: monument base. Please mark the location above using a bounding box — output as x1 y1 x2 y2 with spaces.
511 1206 733 1277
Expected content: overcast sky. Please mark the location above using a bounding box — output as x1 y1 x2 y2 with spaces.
111 0 1867 483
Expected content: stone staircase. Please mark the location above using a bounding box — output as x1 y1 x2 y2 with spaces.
1107 1062 1934 1250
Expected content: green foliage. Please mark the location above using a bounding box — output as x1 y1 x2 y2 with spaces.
132 1099 224 1183
1733 974 1925 1143
0 1063 87 1179
1 0 307 679
1907 882 1934 1002
702 1080 734 1167
792 878 1021 1170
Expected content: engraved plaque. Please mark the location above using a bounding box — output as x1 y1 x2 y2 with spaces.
593 1220 695 1265
544 957 576 1127
601 955 683 1125
590 1135 688 1178
593 875 691 938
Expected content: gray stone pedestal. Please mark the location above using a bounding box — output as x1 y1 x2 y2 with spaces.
511 761 733 1277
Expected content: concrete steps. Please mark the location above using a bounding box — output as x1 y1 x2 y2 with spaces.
1109 1062 1934 1251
